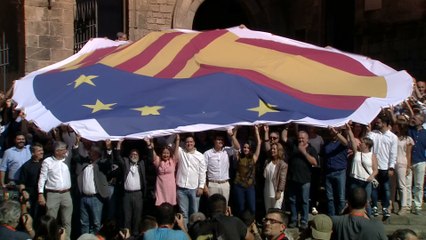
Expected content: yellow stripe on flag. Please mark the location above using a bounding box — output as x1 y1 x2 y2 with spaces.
195 32 387 97
59 53 93 71
99 32 170 67
175 58 200 78
133 33 200 76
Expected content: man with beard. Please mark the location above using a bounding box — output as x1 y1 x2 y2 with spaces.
115 140 147 236
0 133 31 192
367 114 397 217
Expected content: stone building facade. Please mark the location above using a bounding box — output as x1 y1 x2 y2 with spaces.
0 0 425 91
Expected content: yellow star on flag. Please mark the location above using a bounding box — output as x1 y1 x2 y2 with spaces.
132 106 164 116
83 99 116 113
248 99 279 117
68 74 98 88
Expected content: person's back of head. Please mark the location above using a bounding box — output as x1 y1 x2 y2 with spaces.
77 233 98 240
390 229 418 240
156 202 176 226
348 187 367 210
97 219 120 240
240 210 255 226
140 215 158 233
208 194 227 216
35 215 61 240
0 200 21 228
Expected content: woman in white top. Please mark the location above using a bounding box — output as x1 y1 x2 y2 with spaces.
393 120 414 215
347 122 378 217
263 142 288 211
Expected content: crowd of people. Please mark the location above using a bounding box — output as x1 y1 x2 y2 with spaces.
0 79 426 240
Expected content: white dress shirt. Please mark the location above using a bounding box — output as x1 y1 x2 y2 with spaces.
204 146 234 181
176 147 206 189
367 130 398 170
124 165 141 191
82 164 97 195
38 156 72 193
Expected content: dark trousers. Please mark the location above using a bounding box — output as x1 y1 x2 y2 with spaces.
123 190 143 236
371 170 390 209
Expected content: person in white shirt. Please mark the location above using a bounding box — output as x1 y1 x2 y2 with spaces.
0 133 31 188
367 114 398 217
75 139 112 235
174 134 206 225
114 139 147 236
38 141 73 240
203 129 239 204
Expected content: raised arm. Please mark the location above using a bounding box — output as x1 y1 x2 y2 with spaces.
145 138 159 166
346 123 358 153
281 125 288 143
174 134 180 162
263 125 271 151
113 139 125 165
253 125 261 163
329 126 348 146
228 127 240 151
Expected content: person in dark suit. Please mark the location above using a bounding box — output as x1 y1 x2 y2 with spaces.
75 138 112 235
114 139 148 236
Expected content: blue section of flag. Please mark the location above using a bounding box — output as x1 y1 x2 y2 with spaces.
33 64 353 135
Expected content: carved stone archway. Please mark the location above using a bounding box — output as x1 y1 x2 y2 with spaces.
172 0 205 29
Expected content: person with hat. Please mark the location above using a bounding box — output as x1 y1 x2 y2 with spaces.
310 214 333 240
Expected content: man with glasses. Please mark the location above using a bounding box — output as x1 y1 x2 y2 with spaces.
262 208 289 240
38 141 73 240
263 125 285 152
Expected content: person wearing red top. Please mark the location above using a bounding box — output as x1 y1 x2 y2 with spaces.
262 208 289 240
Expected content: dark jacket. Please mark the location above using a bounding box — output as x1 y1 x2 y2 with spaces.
114 150 147 197
75 149 112 198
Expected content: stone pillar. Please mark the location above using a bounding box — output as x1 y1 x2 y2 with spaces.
129 0 176 40
24 0 75 73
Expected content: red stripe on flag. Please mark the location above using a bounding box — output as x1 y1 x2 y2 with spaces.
77 47 121 67
192 65 366 110
155 30 228 78
237 38 376 77
48 46 121 74
115 32 185 72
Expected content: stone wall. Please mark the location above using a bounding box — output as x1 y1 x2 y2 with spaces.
354 0 426 79
24 0 74 73
129 0 176 40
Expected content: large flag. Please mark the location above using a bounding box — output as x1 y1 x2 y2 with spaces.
13 26 413 141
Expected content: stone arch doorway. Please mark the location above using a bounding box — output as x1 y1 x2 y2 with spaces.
172 0 261 31
173 0 285 35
